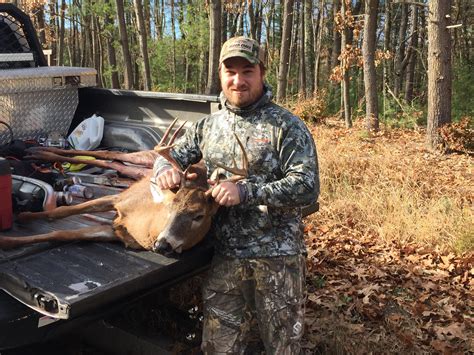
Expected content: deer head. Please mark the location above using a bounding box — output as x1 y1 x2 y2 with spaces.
152 174 219 254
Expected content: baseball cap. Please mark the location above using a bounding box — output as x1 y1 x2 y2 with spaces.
219 36 264 65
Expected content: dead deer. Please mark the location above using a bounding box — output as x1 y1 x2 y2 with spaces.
0 120 248 254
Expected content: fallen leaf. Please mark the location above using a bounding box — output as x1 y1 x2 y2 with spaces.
434 323 467 341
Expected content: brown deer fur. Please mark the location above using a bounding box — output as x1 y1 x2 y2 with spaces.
0 164 216 252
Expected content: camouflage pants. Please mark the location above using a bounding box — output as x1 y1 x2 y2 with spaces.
201 254 306 355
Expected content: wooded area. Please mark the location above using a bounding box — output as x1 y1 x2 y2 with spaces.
2 1 472 353
9 0 474 149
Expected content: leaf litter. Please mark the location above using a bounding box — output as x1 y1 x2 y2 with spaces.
302 118 473 354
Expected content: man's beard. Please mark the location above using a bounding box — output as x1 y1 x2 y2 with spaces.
223 86 263 108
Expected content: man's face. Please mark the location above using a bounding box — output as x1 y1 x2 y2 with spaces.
219 57 264 108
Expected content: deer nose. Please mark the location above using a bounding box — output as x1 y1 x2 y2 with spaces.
153 238 173 254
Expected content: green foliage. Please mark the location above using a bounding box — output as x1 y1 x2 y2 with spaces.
380 96 425 129
452 63 474 120
148 1 208 93
455 227 474 254
310 275 326 289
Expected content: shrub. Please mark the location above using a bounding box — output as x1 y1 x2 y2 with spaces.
291 90 328 124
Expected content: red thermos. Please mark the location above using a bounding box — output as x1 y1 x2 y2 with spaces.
0 157 13 230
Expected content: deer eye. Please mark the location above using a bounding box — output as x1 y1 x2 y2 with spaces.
192 214 204 222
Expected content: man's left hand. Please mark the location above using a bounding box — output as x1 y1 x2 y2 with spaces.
209 181 241 207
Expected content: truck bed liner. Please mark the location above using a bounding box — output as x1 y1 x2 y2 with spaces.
0 212 213 325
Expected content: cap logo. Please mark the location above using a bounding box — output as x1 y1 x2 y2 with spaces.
228 41 253 52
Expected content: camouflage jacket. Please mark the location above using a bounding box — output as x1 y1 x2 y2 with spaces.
153 86 319 258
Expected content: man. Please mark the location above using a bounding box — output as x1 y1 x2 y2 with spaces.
153 36 319 354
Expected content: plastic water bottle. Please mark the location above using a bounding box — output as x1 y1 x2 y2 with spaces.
0 158 13 230
67 114 104 150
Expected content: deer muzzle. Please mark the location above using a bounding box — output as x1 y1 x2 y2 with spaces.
152 238 174 254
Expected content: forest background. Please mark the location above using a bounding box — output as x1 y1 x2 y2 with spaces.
3 0 473 353
10 0 473 135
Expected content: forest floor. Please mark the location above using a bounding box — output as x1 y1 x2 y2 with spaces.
301 118 473 354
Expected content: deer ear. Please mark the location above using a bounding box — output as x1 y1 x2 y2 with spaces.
170 186 179 194
206 193 220 214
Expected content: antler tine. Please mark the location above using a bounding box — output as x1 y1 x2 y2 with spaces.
168 120 187 146
210 133 249 182
154 118 187 173
234 133 248 175
158 117 179 146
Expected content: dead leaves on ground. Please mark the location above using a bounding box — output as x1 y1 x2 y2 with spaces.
302 120 473 354
302 224 472 354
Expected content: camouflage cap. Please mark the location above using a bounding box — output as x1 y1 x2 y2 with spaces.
219 36 264 65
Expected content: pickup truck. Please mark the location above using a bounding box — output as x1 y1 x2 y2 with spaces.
0 4 317 352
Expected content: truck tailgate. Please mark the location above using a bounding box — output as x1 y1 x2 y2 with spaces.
0 214 213 320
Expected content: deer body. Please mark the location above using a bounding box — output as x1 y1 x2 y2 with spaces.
0 163 215 252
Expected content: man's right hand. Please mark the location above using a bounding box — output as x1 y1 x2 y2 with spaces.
154 168 182 190
154 168 198 190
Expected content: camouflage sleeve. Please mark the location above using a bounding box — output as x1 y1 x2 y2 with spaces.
152 119 204 176
239 120 319 208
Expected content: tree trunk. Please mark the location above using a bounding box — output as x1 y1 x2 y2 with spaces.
143 0 151 38
460 0 471 62
72 0 81 66
277 0 295 102
92 15 102 87
221 9 227 44
154 0 164 39
170 0 177 90
393 3 408 97
299 0 307 97
362 0 379 130
427 0 452 149
330 0 341 71
404 5 418 102
289 0 299 95
382 0 391 117
98 18 107 88
104 0 120 89
304 0 314 94
57 0 66 65
314 0 325 92
34 5 46 46
267 1 275 55
48 0 57 65
237 10 244 35
79 2 93 67
115 0 134 89
205 0 221 95
199 43 208 93
134 0 152 90
341 0 351 127
416 7 427 104
255 1 264 43
248 0 257 39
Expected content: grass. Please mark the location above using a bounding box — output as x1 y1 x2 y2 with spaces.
307 117 473 254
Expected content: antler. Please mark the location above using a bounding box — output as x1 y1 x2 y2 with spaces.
153 118 187 172
208 133 249 187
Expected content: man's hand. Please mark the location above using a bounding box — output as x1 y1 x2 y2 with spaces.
209 181 241 207
154 168 197 190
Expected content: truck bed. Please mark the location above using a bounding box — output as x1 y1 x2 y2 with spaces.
0 83 221 350
0 209 213 349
